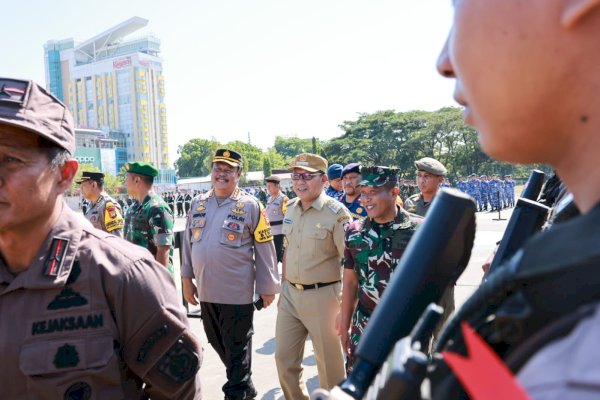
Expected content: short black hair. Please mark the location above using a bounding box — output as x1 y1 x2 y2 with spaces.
38 139 70 169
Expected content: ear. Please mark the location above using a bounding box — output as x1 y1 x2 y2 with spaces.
57 159 79 193
561 0 600 28
391 186 400 197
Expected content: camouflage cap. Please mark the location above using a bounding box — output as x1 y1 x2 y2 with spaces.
359 166 399 187
125 161 159 177
415 157 447 176
289 153 327 173
0 77 75 154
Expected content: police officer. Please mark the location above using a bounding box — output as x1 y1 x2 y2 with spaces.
124 162 176 275
339 166 421 371
404 157 447 216
176 191 184 217
184 190 193 215
275 153 352 400
76 171 124 236
265 175 288 264
181 148 280 400
0 77 202 399
325 163 344 200
339 163 368 219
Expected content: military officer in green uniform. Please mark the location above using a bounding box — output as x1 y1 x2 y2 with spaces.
76 171 124 237
124 162 175 275
403 157 447 216
338 166 421 371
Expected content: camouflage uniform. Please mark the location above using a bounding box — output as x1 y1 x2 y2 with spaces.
125 193 175 275
343 207 420 367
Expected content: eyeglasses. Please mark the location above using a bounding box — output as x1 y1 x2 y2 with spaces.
291 172 322 181
212 166 237 175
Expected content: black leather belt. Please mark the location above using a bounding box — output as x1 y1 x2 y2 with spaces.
270 220 283 226
288 280 340 291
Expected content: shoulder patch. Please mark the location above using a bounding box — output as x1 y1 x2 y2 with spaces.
337 215 351 224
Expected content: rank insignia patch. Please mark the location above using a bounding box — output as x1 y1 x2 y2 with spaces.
47 287 88 310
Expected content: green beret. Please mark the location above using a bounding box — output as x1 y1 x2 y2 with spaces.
125 161 158 177
359 166 398 187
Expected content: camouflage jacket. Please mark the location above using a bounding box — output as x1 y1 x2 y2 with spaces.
343 207 421 314
124 193 175 274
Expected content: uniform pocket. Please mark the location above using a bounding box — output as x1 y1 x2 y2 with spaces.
20 334 121 399
189 218 205 243
220 219 244 247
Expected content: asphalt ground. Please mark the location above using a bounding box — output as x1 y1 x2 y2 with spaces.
171 207 513 400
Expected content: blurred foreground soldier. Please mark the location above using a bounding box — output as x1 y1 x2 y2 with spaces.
325 163 344 200
0 78 202 399
181 148 279 400
265 175 288 263
404 157 447 216
338 166 421 371
76 171 124 237
434 2 600 397
275 153 351 400
124 162 175 274
339 163 368 219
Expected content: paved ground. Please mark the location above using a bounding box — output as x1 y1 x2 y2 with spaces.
171 207 513 400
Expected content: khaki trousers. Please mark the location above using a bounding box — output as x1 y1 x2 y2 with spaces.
275 281 346 400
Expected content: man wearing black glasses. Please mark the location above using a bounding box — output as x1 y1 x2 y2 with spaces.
275 153 352 400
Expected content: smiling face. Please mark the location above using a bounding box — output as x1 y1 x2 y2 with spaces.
0 125 64 233
291 168 325 204
359 184 399 223
211 162 241 196
436 0 582 165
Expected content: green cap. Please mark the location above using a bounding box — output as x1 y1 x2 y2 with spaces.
359 166 398 187
125 161 158 177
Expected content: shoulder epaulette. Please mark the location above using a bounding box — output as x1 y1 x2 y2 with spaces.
326 198 343 214
287 198 299 207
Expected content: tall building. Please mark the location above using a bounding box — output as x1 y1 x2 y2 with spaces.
44 16 170 169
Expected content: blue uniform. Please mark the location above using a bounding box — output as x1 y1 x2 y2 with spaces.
325 186 343 200
466 178 482 211
488 177 502 210
479 177 490 211
340 194 367 220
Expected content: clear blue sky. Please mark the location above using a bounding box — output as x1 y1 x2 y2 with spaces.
1 0 456 166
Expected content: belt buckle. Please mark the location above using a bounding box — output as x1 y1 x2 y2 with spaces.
294 283 304 290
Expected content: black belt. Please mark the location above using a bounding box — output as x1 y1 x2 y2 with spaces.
270 220 283 226
288 280 340 291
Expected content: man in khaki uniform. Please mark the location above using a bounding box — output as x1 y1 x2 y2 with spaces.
0 77 202 399
403 157 447 216
275 153 352 400
182 148 280 400
76 171 124 237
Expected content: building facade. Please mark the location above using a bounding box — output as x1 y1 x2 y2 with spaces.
44 16 170 169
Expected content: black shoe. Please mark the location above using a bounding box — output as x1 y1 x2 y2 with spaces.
245 386 258 399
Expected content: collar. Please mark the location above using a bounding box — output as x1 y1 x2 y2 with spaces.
308 191 328 211
0 204 82 294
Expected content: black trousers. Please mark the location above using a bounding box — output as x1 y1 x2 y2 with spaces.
176 203 183 216
200 302 255 398
273 234 285 264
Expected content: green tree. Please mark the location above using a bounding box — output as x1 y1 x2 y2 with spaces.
223 140 264 171
274 136 313 159
175 138 218 177
263 157 272 178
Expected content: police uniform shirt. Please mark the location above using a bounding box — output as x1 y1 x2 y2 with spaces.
83 192 125 237
266 192 288 236
283 191 351 285
0 205 202 399
181 188 280 305
404 193 431 217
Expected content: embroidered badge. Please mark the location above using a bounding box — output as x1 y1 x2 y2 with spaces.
47 287 88 310
193 229 201 240
157 338 199 384
227 233 236 241
63 382 92 400
54 343 80 369
44 238 70 277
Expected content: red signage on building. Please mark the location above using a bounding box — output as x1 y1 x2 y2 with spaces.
113 57 132 69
